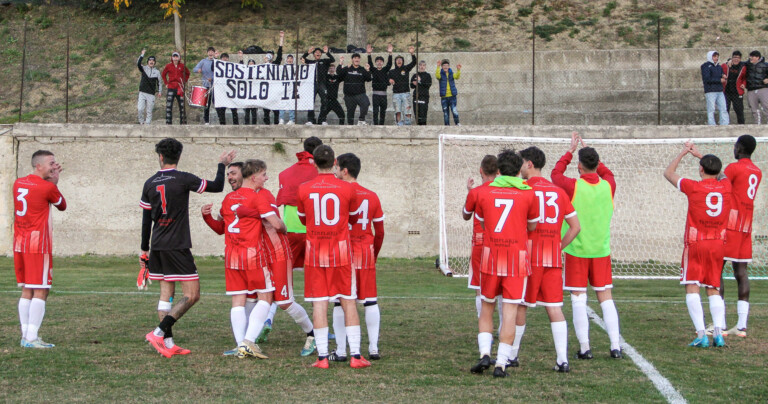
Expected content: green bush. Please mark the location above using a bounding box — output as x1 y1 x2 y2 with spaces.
517 7 533 17
453 37 471 49
602 1 617 17
745 11 756 22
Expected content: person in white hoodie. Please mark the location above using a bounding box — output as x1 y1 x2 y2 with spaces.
137 49 162 124
700 51 729 125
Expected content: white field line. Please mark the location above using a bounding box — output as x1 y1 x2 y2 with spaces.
586 306 687 404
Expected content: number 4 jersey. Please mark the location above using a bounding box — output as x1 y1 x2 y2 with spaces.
13 175 67 253
677 177 732 244
349 182 385 269
526 177 576 268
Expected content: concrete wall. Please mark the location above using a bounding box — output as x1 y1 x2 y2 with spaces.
3 123 768 262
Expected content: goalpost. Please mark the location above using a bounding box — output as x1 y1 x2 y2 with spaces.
438 134 768 279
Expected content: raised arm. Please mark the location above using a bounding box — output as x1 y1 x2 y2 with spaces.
204 150 237 193
405 49 417 71
664 143 692 186
138 50 147 75
596 162 617 195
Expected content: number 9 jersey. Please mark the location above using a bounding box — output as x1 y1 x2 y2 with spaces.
677 177 732 244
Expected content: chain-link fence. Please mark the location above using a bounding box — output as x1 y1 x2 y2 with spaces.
2 14 767 126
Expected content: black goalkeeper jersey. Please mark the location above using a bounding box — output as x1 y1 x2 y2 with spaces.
140 165 224 251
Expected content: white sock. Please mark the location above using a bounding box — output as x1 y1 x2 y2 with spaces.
478 332 493 357
551 321 568 365
510 325 526 359
571 294 590 352
285 303 314 334
736 300 750 330
332 305 347 356
496 342 513 368
244 300 271 342
267 302 278 323
245 298 257 319
600 300 621 351
230 306 247 345
18 298 31 340
315 327 329 357
686 293 705 333
26 298 46 342
158 300 172 313
708 294 725 334
475 295 482 318
153 327 164 337
346 325 362 356
365 304 381 354
164 337 175 348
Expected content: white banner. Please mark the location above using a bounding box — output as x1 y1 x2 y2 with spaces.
212 60 315 110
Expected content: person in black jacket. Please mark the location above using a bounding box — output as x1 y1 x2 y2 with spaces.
367 44 393 125
137 49 162 125
410 61 431 126
336 53 372 125
318 63 345 125
744 50 768 124
302 46 335 125
388 46 417 125
262 31 284 125
213 53 238 125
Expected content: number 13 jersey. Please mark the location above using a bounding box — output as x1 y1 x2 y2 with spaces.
526 177 576 268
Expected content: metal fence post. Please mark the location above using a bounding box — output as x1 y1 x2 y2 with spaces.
66 26 70 123
294 22 299 120
414 28 419 124
531 18 536 126
657 18 661 125
18 19 28 123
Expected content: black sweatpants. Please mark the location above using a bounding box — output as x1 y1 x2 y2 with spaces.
204 89 213 123
413 98 429 125
165 88 186 125
319 97 345 125
263 109 279 124
244 108 258 125
372 94 387 125
307 83 328 124
344 94 370 125
725 90 745 124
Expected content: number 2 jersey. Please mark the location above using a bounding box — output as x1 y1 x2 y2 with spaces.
349 182 385 270
724 158 762 233
677 177 732 244
13 175 67 253
296 173 358 268
526 177 576 268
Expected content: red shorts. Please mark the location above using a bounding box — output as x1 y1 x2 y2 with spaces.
225 266 274 295
468 244 482 290
724 230 752 263
14 252 52 289
356 268 377 303
681 240 725 289
287 232 306 269
479 271 527 304
524 266 564 307
563 254 612 291
271 259 295 304
304 265 354 301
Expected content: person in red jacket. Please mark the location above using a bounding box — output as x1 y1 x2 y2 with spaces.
161 52 190 125
723 51 748 124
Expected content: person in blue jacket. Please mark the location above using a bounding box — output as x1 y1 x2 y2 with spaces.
701 51 729 126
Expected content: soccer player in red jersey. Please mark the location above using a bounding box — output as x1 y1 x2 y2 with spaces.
720 135 761 337
276 136 322 270
140 138 234 357
330 153 385 361
512 146 581 372
551 132 622 359
469 150 539 378
14 150 66 349
665 142 731 347
296 145 369 369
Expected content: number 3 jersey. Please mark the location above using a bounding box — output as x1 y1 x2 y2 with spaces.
526 177 576 268
13 175 67 253
349 182 385 270
677 177 732 244
724 159 762 233
296 173 358 268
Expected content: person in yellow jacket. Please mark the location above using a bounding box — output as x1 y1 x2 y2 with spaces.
436 59 461 126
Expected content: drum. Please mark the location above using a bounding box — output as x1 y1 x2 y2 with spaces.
190 86 209 107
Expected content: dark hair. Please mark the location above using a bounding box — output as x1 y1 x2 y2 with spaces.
228 161 244 170
31 150 54 168
155 138 183 165
732 50 742 57
242 159 267 178
497 149 523 176
375 56 384 63
352 53 361 59
519 146 546 169
480 155 498 176
441 59 450 65
395 55 404 64
207 47 216 52
700 154 722 175
337 153 361 179
736 134 757 156
313 145 335 169
578 147 600 171
313 47 323 54
220 53 229 59
750 50 761 58
303 136 323 153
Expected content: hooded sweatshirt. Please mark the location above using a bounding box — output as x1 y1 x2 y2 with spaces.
137 55 162 95
701 51 724 93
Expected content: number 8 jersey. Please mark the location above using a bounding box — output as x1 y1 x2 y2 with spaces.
297 173 358 268
677 177 732 244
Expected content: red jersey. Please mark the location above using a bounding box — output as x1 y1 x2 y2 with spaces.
13 175 66 254
474 182 539 277
297 173 358 267
724 158 762 233
551 151 617 199
349 182 385 270
276 151 318 207
220 187 275 249
678 177 732 244
258 189 292 264
527 177 576 268
161 62 190 94
463 181 492 246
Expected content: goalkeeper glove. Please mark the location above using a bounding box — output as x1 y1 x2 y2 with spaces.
137 253 151 290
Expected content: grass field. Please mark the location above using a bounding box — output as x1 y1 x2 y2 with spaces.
1 256 767 403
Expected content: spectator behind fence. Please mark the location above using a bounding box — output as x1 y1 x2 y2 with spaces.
211 53 238 125
701 51 729 126
240 55 258 125
367 44 393 126
193 47 216 124
337 53 372 125
410 61 432 126
744 50 768 124
262 31 284 125
317 63 345 125
302 45 335 125
723 51 747 124
436 59 461 126
388 46 417 126
279 54 297 125
161 51 189 125
137 49 162 125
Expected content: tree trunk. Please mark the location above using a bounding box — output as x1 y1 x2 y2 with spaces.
346 0 366 48
174 10 183 52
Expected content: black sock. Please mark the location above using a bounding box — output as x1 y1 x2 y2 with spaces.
353 354 361 359
164 329 173 339
159 315 176 334
307 330 314 337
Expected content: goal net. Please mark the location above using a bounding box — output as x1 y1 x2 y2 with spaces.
438 134 768 279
